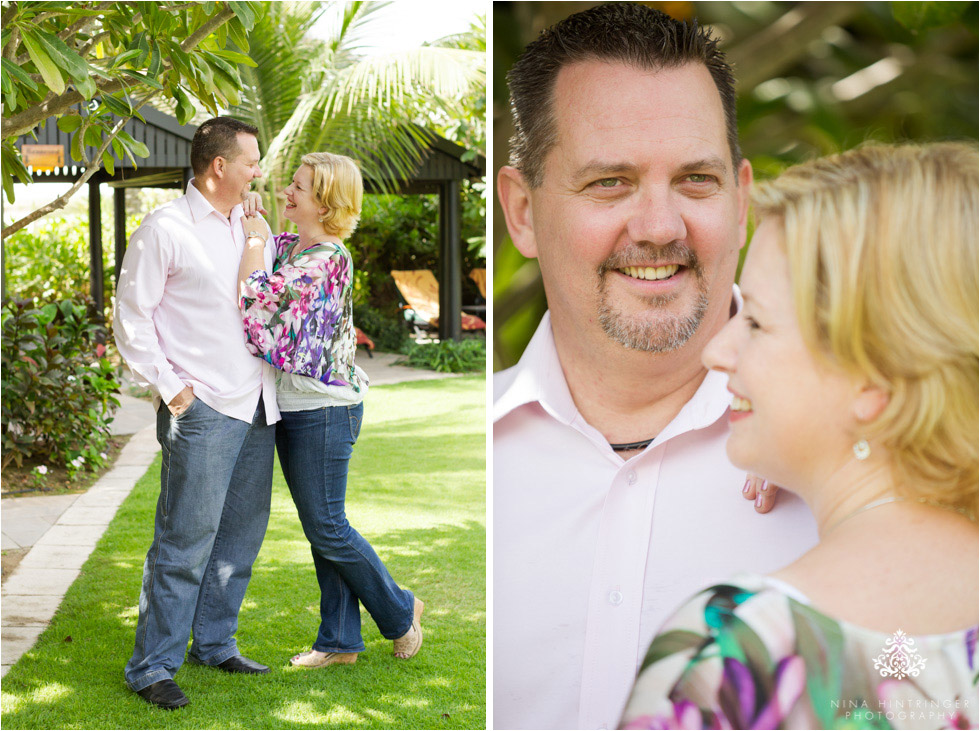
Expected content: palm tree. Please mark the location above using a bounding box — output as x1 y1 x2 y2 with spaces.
230 1 484 231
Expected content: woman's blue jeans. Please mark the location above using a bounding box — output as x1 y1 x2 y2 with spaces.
276 403 414 653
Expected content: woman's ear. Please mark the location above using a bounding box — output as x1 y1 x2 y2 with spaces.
852 384 890 424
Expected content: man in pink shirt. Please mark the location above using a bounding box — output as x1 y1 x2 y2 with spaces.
494 5 818 728
115 117 280 709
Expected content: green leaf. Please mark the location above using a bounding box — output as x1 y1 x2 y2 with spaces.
215 18 228 50
119 69 164 90
38 304 58 325
209 48 258 68
228 2 257 30
136 32 150 67
226 16 250 52
27 27 91 83
3 85 18 115
19 29 65 95
57 114 83 133
101 94 133 117
102 149 115 175
190 55 214 87
117 130 150 159
84 125 102 149
2 61 40 91
2 168 15 204
166 42 191 77
70 131 83 163
214 74 242 105
173 86 195 126
75 74 97 100
111 49 141 68
891 1 971 30
203 50 243 78
206 54 244 105
148 40 162 78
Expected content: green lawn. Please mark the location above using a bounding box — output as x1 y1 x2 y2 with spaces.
1 376 486 730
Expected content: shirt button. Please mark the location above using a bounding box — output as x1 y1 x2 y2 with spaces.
608 590 624 606
626 471 637 485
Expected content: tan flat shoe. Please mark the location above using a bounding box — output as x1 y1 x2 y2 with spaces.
289 649 358 668
393 597 424 659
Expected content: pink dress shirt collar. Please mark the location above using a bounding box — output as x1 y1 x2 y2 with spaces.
493 286 744 450
186 178 245 230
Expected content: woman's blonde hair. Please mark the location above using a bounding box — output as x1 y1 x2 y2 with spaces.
752 142 978 514
301 152 363 239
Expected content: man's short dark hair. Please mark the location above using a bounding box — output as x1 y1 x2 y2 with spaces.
190 117 259 176
507 2 741 188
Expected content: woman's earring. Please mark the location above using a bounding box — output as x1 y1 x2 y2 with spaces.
853 439 871 460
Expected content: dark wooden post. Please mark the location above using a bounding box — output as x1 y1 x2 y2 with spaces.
438 180 462 341
114 187 126 282
88 179 104 324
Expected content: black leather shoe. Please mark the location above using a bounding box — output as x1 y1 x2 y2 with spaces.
135 679 189 709
215 654 270 674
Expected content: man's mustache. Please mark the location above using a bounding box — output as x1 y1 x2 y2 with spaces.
598 242 703 277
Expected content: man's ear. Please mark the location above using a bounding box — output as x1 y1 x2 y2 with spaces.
852 383 890 424
211 156 226 180
497 165 538 259
736 158 753 250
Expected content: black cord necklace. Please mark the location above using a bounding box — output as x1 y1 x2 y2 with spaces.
609 436 656 452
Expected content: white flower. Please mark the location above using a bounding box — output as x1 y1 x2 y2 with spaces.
71 456 85 467
67 375 77 382
36 465 48 475
99 452 108 460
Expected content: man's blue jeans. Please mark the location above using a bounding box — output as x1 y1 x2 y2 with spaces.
124 397 275 691
276 403 414 653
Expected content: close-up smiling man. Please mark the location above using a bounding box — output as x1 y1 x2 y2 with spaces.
493 4 817 728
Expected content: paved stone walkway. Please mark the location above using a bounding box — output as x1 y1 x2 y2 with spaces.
1 425 159 676
0 351 459 676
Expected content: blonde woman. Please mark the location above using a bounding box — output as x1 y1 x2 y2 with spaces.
620 143 978 730
237 153 423 667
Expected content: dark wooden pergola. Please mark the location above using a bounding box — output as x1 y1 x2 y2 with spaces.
14 108 485 341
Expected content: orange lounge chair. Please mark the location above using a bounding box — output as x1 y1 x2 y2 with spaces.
469 268 486 298
390 270 486 332
354 326 374 357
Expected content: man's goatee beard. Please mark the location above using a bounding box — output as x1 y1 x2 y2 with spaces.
596 241 709 352
598 291 708 352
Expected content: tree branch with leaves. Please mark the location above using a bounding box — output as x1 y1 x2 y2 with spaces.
1 0 262 238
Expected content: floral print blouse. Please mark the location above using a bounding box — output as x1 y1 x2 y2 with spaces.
240 233 364 395
620 574 978 730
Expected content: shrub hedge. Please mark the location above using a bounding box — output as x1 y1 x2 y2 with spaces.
1 298 120 471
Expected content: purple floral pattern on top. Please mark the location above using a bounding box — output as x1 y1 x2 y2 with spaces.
619 576 979 730
240 233 363 391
